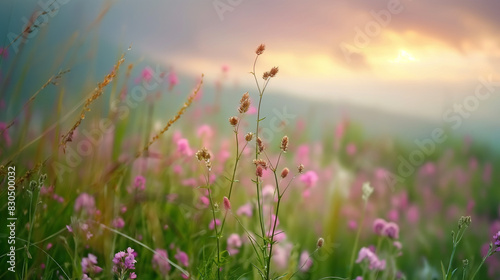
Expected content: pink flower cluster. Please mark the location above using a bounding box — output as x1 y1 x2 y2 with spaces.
373 218 400 239
356 247 386 270
74 193 96 215
152 249 171 274
227 234 242 255
494 231 500 252
134 175 146 191
39 185 64 203
112 247 137 279
300 170 318 197
81 253 103 276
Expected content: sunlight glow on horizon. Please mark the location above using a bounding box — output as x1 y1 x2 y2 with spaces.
389 50 417 63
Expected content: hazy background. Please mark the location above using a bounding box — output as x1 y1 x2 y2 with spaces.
1 0 499 150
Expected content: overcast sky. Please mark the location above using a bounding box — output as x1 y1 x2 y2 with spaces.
1 0 500 122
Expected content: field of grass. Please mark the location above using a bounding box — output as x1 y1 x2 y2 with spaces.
1 4 500 280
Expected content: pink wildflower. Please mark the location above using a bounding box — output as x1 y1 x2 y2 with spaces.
81 253 103 275
74 193 96 214
175 250 189 267
168 71 178 90
141 66 154 83
300 171 318 188
112 247 137 279
177 138 193 156
299 251 313 272
346 143 357 156
209 219 221 230
236 203 252 217
152 249 171 274
356 247 386 270
223 196 231 211
383 222 400 239
373 218 387 235
134 175 146 191
227 234 242 255
112 217 125 229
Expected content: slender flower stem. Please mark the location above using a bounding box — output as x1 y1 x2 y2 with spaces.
206 170 221 280
253 61 267 246
470 246 492 280
220 140 248 233
266 167 283 280
445 244 457 279
348 202 367 278
227 126 240 200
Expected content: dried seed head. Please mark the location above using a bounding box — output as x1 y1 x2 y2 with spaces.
269 67 279 77
223 196 231 211
281 167 289 178
263 72 270 80
298 164 305 174
245 132 254 142
238 92 251 113
229 116 239 126
317 237 324 248
256 44 265 55
256 137 265 153
195 147 211 162
253 159 268 170
256 165 264 177
280 135 289 152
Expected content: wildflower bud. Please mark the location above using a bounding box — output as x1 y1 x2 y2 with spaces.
238 92 251 113
256 165 264 177
458 216 471 229
361 182 374 202
245 132 254 142
39 174 47 185
298 164 304 174
223 196 231 211
229 116 239 126
29 180 38 190
256 44 265 55
269 67 279 77
317 237 324 248
281 167 289 178
280 135 288 152
253 159 268 170
463 259 469 267
262 72 270 80
256 137 265 153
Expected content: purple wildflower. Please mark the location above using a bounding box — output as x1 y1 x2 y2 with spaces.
112 247 137 279
227 234 242 255
152 249 171 274
134 176 146 191
383 222 400 239
74 193 96 214
299 251 313 272
175 250 189 267
81 253 103 275
494 231 500 252
373 218 387 235
112 217 125 229
356 247 386 271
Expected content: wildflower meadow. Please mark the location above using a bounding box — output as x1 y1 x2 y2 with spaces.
1 1 499 280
